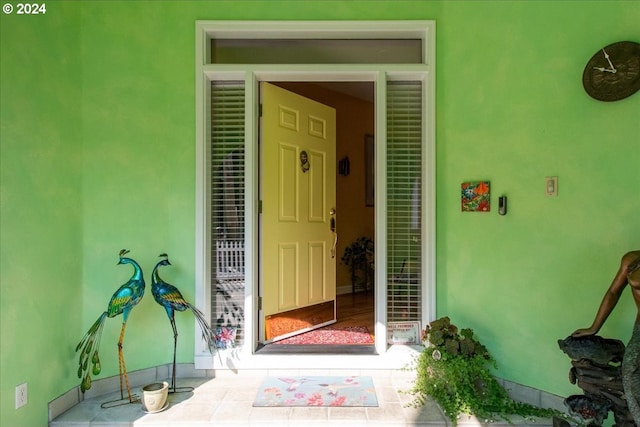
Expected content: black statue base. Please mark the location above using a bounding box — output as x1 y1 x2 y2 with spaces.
169 385 194 394
558 335 635 427
100 394 140 409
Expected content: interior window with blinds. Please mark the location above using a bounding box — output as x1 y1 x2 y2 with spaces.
210 81 245 344
386 81 423 322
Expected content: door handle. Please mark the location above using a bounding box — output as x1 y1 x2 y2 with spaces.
330 208 337 258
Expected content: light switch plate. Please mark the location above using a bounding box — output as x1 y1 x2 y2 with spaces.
15 383 27 409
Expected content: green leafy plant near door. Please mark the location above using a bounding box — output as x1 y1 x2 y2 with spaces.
341 236 374 292
409 316 565 425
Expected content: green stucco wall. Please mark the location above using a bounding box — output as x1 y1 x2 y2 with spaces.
436 0 639 401
1 1 639 426
1 4 84 427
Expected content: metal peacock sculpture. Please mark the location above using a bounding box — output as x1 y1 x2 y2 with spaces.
151 253 216 393
76 249 145 407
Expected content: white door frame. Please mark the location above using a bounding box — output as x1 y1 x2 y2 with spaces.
195 21 436 370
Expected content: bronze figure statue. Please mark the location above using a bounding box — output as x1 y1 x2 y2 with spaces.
572 250 640 425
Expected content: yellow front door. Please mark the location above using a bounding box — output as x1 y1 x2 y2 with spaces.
261 82 337 342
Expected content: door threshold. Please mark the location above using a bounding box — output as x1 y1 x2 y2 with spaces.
255 344 377 355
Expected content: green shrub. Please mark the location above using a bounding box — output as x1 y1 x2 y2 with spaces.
410 316 562 425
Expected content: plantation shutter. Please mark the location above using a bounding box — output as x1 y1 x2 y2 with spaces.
386 81 423 322
210 81 246 344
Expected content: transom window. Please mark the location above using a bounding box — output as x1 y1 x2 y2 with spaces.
211 38 423 64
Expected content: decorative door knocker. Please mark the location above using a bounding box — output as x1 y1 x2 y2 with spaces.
300 150 310 173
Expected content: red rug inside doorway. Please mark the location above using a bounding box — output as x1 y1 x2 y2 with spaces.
273 326 374 345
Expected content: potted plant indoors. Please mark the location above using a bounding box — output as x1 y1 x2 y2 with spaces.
341 237 374 293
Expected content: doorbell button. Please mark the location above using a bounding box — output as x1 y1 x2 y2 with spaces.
498 196 507 216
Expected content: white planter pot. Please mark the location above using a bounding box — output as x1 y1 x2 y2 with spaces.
141 381 168 413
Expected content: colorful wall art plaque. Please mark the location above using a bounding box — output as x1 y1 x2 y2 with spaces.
461 181 490 212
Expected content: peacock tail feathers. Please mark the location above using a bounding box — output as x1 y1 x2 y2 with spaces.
81 372 91 393
189 302 216 352
91 351 101 375
76 312 107 393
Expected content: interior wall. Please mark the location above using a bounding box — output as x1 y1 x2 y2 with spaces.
1 2 639 426
274 82 375 293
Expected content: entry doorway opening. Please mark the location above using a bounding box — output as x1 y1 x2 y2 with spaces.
258 81 376 351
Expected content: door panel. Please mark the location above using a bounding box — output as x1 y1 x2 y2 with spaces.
308 241 326 303
278 243 298 310
308 150 326 222
279 143 298 222
261 82 337 342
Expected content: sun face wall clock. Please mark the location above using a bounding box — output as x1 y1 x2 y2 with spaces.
583 41 640 102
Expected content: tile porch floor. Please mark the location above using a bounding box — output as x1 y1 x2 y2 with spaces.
50 370 558 427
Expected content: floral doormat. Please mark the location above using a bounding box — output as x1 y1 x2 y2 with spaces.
273 326 374 345
253 376 378 407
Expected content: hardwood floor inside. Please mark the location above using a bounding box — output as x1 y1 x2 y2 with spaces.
332 291 375 330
